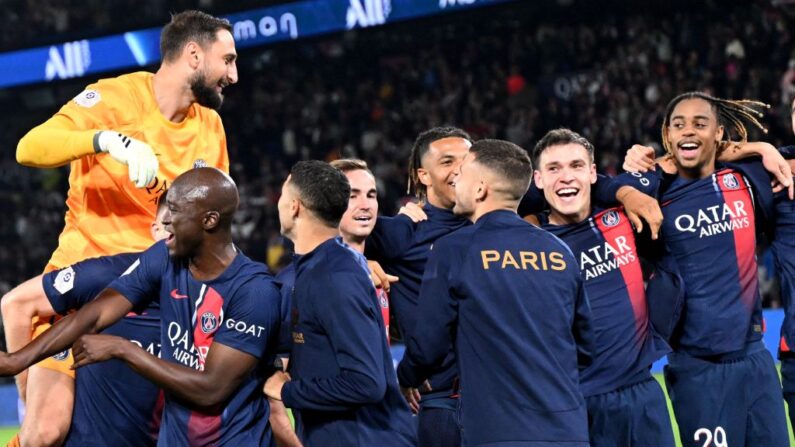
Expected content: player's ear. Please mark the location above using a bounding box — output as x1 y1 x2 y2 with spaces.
589 163 597 184
291 198 301 219
533 170 544 190
715 125 724 144
203 211 220 230
475 179 487 202
417 168 432 187
185 41 202 69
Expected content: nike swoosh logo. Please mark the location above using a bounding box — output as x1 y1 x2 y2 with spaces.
170 289 189 299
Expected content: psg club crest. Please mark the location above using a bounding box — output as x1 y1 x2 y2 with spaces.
601 210 621 227
722 173 740 190
193 159 208 169
200 312 218 334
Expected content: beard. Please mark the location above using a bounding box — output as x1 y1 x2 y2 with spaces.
190 71 223 110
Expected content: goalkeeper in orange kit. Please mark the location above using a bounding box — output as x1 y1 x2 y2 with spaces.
3 10 236 446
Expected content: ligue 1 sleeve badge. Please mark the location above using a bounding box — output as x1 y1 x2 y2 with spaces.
73 89 101 108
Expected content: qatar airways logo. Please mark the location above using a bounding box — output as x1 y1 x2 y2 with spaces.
580 235 636 281
673 200 749 239
167 322 208 371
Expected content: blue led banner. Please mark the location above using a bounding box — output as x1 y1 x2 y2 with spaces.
0 0 511 89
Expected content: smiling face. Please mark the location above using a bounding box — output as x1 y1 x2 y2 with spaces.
189 29 238 110
339 169 378 244
665 97 724 179
533 143 597 225
162 189 205 257
417 137 471 209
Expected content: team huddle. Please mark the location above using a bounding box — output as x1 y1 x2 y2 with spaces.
0 8 794 447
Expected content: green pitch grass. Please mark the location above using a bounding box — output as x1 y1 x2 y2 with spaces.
0 374 792 446
0 426 16 444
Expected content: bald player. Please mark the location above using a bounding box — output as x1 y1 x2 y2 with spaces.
0 168 281 446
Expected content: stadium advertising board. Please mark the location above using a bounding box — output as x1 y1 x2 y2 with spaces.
0 0 512 89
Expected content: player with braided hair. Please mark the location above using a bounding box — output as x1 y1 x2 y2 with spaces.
613 92 790 446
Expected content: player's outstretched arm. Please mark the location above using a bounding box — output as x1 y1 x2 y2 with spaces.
74 336 258 408
0 289 132 376
17 116 158 188
16 115 99 168
0 274 55 401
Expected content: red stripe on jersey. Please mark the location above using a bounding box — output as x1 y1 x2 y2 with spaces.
188 285 224 444
376 287 390 346
149 389 165 442
594 208 647 335
187 411 223 446
715 169 758 312
192 286 224 370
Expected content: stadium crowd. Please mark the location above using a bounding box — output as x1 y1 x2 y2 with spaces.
0 0 794 298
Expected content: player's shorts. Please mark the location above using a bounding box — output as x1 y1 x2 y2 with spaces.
779 356 795 432
418 394 460 447
30 316 74 378
585 377 674 447
664 341 788 447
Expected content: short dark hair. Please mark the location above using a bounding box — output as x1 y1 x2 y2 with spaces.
470 139 532 200
532 128 595 168
330 158 372 176
160 11 232 62
290 161 350 228
407 126 471 200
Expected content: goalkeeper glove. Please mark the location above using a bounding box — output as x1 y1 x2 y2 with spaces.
93 131 159 188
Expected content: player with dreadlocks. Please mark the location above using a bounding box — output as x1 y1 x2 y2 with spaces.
613 91 790 446
365 126 470 447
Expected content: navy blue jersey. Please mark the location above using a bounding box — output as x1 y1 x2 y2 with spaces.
398 210 592 446
43 253 162 447
282 238 415 447
614 164 766 356
364 203 468 397
109 241 281 447
542 208 669 397
774 187 795 355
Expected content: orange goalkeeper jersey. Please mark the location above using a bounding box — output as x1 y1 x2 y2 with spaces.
20 72 229 270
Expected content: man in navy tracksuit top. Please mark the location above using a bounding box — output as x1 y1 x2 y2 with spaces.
612 92 789 446
531 128 673 447
365 127 471 446
267 158 393 447
0 168 283 447
398 139 593 447
264 160 415 447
